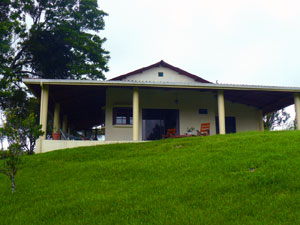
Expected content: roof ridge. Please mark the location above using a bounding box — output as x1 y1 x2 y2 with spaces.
110 60 211 83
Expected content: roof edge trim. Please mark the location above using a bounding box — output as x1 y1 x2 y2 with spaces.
22 78 300 93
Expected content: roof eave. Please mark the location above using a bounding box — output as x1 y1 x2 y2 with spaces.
22 78 300 93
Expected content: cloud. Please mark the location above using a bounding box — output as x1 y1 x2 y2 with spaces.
100 0 300 86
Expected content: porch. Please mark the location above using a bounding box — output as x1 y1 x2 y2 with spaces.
23 79 300 153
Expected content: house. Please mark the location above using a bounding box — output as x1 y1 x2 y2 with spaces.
23 60 300 153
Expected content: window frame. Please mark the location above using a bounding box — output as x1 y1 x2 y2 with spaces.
113 107 133 125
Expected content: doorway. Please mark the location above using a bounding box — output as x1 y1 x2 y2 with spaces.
215 116 236 134
142 109 179 140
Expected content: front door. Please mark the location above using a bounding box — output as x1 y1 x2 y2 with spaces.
215 116 236 134
142 109 179 140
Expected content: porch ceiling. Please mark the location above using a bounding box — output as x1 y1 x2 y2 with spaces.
25 80 296 122
223 90 294 114
29 84 106 130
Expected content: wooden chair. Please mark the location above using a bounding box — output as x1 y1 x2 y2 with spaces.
197 123 210 136
163 128 177 138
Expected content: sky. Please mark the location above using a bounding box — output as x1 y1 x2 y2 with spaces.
100 0 300 87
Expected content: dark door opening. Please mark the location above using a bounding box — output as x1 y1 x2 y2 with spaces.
215 116 236 134
142 109 179 140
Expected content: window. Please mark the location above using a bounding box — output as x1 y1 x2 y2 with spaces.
199 109 208 114
113 107 133 125
158 72 164 77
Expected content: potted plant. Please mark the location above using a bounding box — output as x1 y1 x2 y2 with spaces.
186 127 195 135
52 126 60 140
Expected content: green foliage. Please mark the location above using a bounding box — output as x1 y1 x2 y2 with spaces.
3 101 43 155
1 0 109 81
0 1 16 72
0 150 10 160
264 108 290 130
0 134 22 193
0 0 109 152
0 104 42 192
1 131 300 223
186 126 195 132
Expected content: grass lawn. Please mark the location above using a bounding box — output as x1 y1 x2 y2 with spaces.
1 131 300 224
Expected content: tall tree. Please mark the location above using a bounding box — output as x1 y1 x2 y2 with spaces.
0 0 20 106
1 0 109 82
0 0 109 152
3 100 43 154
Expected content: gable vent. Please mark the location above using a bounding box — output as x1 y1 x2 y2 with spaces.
158 72 164 77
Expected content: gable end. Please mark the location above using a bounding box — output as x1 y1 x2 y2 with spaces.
110 60 211 83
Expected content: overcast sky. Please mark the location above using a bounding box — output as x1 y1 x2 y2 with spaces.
100 0 300 87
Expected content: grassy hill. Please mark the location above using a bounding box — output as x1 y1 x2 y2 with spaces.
1 131 300 224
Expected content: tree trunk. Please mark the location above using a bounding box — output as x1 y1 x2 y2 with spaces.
11 176 15 193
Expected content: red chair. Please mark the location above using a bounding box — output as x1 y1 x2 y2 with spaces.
163 128 177 138
197 123 210 136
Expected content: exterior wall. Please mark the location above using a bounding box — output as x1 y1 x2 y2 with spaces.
105 87 261 141
37 139 143 153
223 101 260 132
105 87 136 141
122 66 196 83
37 87 261 152
177 90 217 135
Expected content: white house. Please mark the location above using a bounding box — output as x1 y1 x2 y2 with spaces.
23 60 300 153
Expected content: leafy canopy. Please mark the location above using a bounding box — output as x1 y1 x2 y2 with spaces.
1 0 109 81
0 0 109 158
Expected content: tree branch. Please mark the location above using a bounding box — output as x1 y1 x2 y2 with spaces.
16 70 42 77
12 60 33 69
33 9 42 27
10 47 27 69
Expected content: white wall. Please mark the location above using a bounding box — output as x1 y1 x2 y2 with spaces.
123 66 196 83
223 101 260 132
37 139 143 153
105 87 261 141
105 87 135 141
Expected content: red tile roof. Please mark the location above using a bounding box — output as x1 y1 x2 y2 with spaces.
110 60 212 83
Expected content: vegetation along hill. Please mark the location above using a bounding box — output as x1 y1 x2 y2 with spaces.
1 131 300 225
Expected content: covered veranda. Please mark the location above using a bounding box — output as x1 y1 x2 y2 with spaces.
23 79 300 153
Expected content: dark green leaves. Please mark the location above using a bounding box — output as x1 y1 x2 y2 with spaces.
1 0 109 81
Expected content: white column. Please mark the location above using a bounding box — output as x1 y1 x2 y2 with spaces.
133 87 139 141
258 109 264 131
218 90 226 134
53 103 60 133
62 115 68 133
294 93 300 130
39 84 49 139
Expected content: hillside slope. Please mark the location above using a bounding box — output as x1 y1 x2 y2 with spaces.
1 131 300 225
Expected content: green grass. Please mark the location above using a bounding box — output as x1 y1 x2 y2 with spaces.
1 131 300 224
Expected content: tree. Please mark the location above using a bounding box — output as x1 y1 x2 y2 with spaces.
264 109 291 131
0 0 109 152
1 0 109 108
0 0 21 107
4 102 44 155
1 0 109 82
0 142 22 193
0 115 22 193
0 105 44 192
